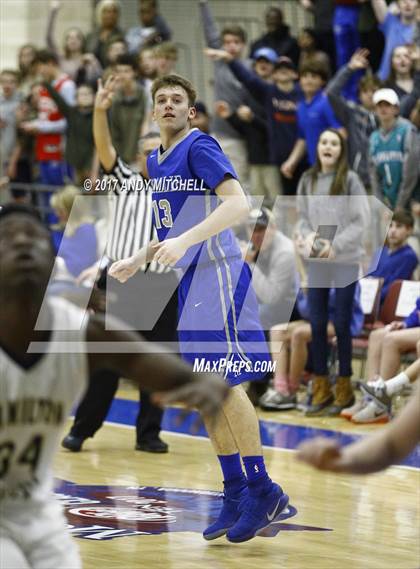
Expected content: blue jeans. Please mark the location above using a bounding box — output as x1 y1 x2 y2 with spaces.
307 262 358 376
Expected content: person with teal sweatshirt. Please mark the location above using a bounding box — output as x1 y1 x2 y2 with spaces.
368 88 418 210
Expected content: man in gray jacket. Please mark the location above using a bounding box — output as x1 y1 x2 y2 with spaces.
239 207 297 330
200 0 259 188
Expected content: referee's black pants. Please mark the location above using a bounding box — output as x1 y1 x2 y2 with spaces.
70 267 179 445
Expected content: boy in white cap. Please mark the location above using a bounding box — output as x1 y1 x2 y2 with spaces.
368 87 418 210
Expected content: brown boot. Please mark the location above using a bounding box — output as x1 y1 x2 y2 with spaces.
327 376 355 416
305 375 334 416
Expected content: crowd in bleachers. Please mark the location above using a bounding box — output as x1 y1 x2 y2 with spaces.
0 0 419 426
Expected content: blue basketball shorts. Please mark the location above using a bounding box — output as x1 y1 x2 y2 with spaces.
177 257 271 386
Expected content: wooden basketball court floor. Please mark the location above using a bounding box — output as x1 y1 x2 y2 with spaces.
53 386 420 569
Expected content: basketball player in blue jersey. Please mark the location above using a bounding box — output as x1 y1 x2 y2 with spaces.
109 74 289 542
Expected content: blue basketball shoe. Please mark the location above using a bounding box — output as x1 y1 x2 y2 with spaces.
226 483 289 543
203 487 248 540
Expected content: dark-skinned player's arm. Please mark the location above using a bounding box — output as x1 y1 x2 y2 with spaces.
297 384 420 475
86 313 229 417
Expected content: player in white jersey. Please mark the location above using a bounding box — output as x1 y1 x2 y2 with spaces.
0 204 227 569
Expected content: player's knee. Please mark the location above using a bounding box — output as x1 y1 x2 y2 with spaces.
416 339 420 357
291 325 310 343
383 331 399 347
370 327 387 344
270 324 288 339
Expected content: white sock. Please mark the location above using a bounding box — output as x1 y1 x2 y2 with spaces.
367 376 383 388
385 372 410 397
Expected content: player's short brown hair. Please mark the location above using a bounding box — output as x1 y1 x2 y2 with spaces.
221 25 247 44
151 74 197 107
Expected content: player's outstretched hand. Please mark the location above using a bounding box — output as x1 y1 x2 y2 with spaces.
109 256 140 283
95 76 119 111
297 437 343 472
152 237 188 267
152 373 229 417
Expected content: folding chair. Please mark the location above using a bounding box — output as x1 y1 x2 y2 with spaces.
351 277 384 378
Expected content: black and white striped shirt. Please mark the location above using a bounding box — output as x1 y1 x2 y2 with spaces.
103 156 169 274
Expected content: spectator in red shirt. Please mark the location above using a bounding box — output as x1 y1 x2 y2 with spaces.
20 50 76 218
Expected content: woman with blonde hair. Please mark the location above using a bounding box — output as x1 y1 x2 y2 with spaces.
50 185 98 279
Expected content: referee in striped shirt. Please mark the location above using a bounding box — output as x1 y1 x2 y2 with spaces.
62 126 179 454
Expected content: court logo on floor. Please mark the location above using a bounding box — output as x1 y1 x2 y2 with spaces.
55 479 332 540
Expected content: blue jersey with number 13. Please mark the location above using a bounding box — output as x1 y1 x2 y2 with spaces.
147 128 242 268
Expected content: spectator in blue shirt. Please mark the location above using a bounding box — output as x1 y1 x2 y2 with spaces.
281 60 343 181
404 296 420 327
369 209 418 303
205 48 303 195
370 0 418 81
252 47 277 80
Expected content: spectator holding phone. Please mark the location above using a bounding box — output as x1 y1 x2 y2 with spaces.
296 128 369 416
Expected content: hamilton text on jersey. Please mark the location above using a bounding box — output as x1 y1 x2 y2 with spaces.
0 398 64 428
